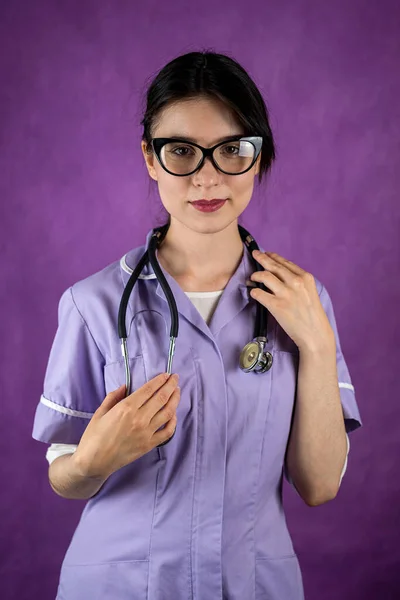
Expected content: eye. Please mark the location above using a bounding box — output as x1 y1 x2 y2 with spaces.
221 145 239 155
169 145 195 157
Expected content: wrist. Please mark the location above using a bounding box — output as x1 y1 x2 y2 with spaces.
298 332 336 357
72 450 108 482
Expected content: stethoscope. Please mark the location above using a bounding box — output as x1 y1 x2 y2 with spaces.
118 222 273 446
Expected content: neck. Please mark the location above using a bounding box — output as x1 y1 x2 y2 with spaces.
156 218 244 292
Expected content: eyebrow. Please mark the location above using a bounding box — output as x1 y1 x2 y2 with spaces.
164 134 244 145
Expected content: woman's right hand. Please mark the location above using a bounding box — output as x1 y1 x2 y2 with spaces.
72 372 180 480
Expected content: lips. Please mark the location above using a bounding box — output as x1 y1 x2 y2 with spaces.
191 199 226 206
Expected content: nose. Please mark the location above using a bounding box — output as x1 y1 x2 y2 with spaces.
192 155 221 187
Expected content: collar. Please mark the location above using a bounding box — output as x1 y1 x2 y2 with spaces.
120 227 259 340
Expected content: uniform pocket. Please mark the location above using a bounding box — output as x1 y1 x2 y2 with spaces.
255 555 304 600
56 560 149 600
103 354 146 396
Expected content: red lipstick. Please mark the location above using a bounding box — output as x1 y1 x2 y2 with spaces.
190 199 227 213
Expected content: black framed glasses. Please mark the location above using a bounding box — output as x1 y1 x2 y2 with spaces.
151 136 263 176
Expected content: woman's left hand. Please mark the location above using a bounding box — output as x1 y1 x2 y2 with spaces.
250 250 335 353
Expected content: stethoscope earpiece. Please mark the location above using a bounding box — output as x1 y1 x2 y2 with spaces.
239 337 273 373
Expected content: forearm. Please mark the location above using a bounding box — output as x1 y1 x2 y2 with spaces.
286 339 348 506
48 453 108 500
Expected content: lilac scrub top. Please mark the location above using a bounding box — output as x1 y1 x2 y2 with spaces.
32 228 362 600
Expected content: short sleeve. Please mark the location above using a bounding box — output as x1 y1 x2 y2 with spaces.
32 286 106 445
318 283 362 434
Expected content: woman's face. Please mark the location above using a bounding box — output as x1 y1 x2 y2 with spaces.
141 96 260 235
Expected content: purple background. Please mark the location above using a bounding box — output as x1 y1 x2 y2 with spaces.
1 1 399 598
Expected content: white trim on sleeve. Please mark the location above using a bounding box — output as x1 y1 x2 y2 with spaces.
40 395 94 419
338 382 355 392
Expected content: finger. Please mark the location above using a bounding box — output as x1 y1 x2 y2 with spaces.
150 386 180 432
252 250 296 284
141 373 180 418
152 414 177 447
96 384 126 417
250 269 285 295
123 372 170 408
249 285 278 309
265 251 305 276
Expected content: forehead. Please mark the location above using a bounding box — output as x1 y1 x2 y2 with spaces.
152 96 244 145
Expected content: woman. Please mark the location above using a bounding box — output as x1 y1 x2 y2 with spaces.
32 51 362 600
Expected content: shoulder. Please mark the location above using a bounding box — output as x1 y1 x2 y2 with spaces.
60 244 146 326
70 257 122 312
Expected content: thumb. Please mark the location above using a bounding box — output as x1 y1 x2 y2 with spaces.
96 384 126 417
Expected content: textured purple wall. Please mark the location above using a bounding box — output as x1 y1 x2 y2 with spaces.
1 1 399 598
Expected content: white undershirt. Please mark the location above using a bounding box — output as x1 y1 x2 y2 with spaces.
45 289 349 485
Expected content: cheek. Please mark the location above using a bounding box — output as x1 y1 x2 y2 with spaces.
230 172 256 206
156 170 190 209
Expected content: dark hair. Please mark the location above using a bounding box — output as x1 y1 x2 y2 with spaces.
141 51 276 184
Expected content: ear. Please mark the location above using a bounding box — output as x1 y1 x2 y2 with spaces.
141 140 158 181
254 153 261 176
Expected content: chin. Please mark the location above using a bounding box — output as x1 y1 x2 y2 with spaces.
188 214 239 236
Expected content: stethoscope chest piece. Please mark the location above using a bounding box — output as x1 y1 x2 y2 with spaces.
239 337 273 373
